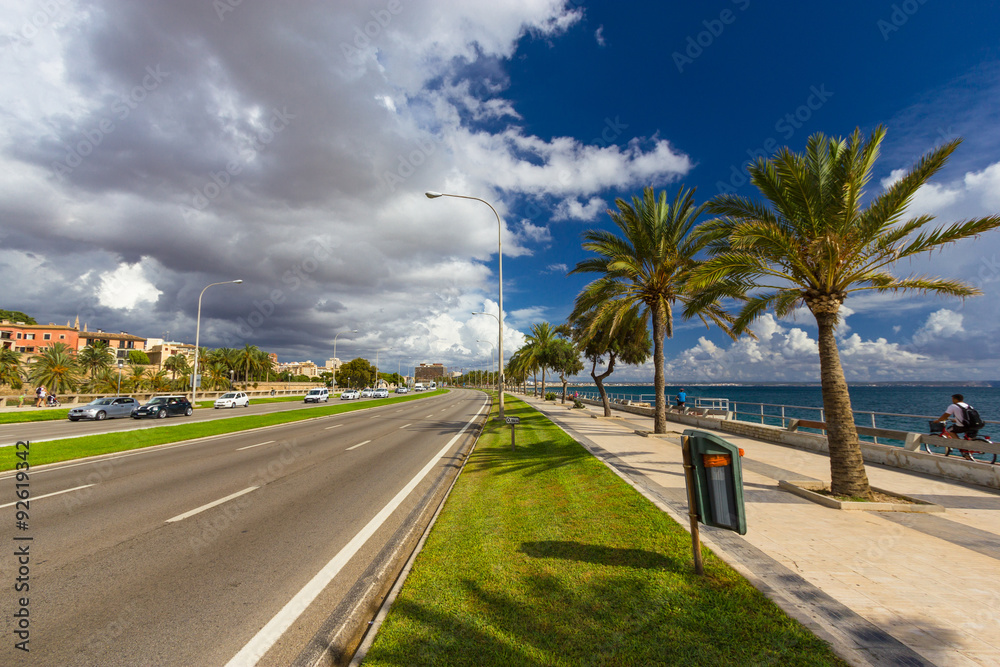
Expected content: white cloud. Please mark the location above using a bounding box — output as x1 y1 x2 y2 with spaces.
98 261 162 310
594 25 606 47
551 196 606 221
912 308 964 345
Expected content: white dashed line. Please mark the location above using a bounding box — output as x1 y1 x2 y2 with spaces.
398 424 411 429
0 484 94 509
166 487 258 523
324 424 343 430
236 440 275 451
346 440 371 451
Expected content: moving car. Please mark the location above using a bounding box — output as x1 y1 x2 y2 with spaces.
214 391 250 409
340 389 360 400
373 388 389 398
395 387 408 394
68 396 138 421
360 388 374 398
131 396 193 419
304 388 330 403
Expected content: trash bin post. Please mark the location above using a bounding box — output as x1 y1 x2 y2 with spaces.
505 416 520 451
681 434 704 575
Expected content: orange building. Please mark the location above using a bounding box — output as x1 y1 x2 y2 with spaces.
0 320 79 359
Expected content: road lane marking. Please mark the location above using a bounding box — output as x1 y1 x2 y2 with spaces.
398 424 411 429
165 486 259 523
425 414 434 418
395 409 403 412
0 484 94 508
225 397 487 667
236 440 275 451
324 424 343 430
346 440 371 451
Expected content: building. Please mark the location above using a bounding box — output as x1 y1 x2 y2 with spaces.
324 358 343 374
414 363 447 383
0 320 79 359
280 360 319 377
145 340 197 369
76 329 147 361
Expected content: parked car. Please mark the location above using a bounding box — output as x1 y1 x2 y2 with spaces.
340 389 360 400
304 388 330 403
360 388 374 398
68 396 138 421
131 396 193 419
214 392 250 409
395 387 408 394
373 388 389 398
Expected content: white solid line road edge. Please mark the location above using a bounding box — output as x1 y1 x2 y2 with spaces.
165 486 259 523
346 440 371 451
225 397 487 667
0 484 94 509
236 441 275 451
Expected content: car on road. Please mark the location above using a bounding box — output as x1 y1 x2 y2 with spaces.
360 388 374 398
304 388 330 403
214 391 250 409
373 388 389 398
68 396 139 421
131 396 193 419
395 387 408 394
340 389 360 400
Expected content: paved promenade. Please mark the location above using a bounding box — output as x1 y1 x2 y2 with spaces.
518 393 1000 667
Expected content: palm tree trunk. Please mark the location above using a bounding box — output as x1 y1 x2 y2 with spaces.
813 308 872 498
651 303 666 433
540 368 546 398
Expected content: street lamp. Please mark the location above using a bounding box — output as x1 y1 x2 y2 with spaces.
191 279 243 405
375 347 391 388
116 359 124 396
427 191 505 418
332 329 357 391
477 339 496 391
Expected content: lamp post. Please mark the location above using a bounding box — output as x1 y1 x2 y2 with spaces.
116 359 123 396
427 191 505 418
375 347 391 389
332 329 357 391
477 339 496 392
191 279 243 405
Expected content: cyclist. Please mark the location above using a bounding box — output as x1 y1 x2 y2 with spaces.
936 394 978 437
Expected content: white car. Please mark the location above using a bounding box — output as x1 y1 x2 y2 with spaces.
304 388 330 403
373 388 389 398
340 389 360 400
360 388 374 398
214 392 250 409
395 387 408 394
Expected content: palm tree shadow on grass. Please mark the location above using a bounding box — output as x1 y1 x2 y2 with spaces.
519 540 685 571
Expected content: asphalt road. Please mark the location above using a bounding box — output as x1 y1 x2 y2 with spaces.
0 394 408 447
0 388 487 666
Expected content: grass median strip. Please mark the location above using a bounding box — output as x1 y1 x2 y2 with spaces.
363 396 848 667
1 390 448 470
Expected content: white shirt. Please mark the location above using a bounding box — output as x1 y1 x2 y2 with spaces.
945 402 966 425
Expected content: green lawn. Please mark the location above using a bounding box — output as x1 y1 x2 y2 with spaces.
363 396 848 667
1 390 447 470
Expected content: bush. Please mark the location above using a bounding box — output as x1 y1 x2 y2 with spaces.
573 399 585 409
545 392 556 401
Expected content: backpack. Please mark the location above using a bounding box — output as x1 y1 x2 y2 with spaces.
959 403 986 429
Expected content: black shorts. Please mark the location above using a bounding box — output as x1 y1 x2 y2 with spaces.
948 424 978 438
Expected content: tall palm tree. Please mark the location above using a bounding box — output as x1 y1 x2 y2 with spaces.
570 304 652 417
29 342 82 393
163 354 190 381
237 344 260 383
0 348 23 388
78 341 114 379
572 186 735 433
124 365 148 393
695 126 1000 498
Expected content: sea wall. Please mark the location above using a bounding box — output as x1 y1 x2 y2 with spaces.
575 396 1000 490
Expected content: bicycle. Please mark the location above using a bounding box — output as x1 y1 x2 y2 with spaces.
924 420 997 465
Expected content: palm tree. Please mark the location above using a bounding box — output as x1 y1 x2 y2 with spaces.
124 365 148 393
148 370 172 392
695 126 1000 498
0 348 23 388
29 342 82 393
519 322 558 397
237 344 260 383
570 304 652 417
572 186 735 433
84 368 120 394
78 341 114 379
163 354 190 381
205 362 229 391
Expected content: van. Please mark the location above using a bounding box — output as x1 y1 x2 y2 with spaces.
304 388 330 403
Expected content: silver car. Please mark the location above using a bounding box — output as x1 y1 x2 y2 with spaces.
68 396 139 421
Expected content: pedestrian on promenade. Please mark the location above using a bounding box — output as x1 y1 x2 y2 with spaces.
17 393 24 408
676 388 686 411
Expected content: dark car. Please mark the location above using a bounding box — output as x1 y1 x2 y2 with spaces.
131 396 193 419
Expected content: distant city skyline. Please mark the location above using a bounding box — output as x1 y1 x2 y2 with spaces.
2 1 999 381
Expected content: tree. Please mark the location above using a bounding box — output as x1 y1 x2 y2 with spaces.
124 365 148 392
127 349 151 366
163 354 190 381
570 304 651 417
237 344 260 382
78 341 115 378
548 337 584 403
519 322 558 397
336 358 375 388
0 310 35 324
0 348 23 389
148 370 172 392
572 186 735 433
30 342 82 393
694 126 1000 498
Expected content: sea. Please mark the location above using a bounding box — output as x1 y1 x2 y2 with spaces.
565 383 1000 435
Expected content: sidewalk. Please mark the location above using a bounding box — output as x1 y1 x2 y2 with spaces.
519 394 1000 667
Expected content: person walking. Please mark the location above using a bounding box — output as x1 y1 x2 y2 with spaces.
17 393 25 408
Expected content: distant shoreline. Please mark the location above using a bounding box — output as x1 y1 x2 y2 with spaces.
562 381 1000 388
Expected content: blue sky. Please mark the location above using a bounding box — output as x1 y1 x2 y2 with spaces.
2 0 999 381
